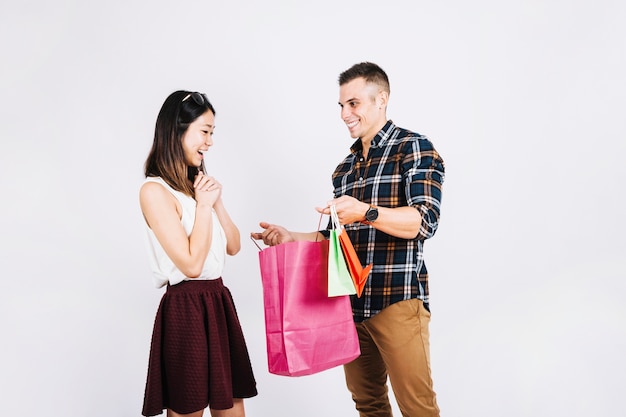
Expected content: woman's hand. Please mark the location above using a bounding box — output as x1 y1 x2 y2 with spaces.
194 172 221 207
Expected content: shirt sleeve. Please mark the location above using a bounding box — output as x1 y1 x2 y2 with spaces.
403 137 445 240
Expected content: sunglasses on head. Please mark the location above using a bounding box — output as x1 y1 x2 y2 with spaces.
182 92 209 106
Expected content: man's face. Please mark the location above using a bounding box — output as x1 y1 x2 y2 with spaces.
338 77 387 143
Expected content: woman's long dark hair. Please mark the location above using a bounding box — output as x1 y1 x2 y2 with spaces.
144 90 216 197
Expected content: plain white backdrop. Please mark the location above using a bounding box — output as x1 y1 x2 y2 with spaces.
1 0 625 416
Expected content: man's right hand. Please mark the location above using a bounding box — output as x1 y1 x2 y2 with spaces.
250 222 295 246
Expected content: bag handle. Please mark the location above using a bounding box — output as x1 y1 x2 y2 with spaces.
329 205 342 233
315 205 340 242
251 235 263 251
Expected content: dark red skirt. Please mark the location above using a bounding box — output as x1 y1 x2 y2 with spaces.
142 278 257 416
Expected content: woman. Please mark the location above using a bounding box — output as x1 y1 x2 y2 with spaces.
140 91 257 417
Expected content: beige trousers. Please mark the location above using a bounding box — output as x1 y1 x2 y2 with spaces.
343 299 440 417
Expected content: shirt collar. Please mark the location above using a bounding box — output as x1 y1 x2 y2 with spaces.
350 120 395 154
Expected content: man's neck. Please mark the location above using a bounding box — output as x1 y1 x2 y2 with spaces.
360 119 388 157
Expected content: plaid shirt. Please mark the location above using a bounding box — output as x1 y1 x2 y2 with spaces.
330 120 445 322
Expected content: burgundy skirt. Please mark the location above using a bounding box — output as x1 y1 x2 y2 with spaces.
142 278 257 416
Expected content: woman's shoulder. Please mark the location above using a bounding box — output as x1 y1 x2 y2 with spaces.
140 176 193 207
142 176 167 187
140 177 168 196
139 177 184 223
140 178 173 204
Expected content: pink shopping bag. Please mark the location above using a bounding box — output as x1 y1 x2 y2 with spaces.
257 239 361 376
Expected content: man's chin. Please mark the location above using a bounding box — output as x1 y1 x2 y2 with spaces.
347 130 359 139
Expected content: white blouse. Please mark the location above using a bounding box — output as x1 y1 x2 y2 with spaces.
142 177 226 288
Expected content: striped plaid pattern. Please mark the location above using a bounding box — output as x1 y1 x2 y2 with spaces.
331 120 445 322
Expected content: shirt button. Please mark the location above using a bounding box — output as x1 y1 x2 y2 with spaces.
359 177 363 181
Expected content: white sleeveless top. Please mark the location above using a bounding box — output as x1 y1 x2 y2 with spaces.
143 177 227 288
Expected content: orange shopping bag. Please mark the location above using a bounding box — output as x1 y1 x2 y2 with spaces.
330 205 372 297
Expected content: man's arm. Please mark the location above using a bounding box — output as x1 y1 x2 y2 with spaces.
251 222 325 246
318 197 422 240
321 137 444 240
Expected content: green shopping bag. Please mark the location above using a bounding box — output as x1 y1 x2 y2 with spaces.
327 205 357 297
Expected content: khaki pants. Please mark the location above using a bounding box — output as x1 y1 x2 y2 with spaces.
343 299 440 417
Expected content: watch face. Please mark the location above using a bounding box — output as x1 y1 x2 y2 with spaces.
366 207 378 222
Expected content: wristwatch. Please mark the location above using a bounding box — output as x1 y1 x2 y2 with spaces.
365 205 379 223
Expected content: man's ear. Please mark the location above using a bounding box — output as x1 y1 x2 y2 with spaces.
377 90 389 109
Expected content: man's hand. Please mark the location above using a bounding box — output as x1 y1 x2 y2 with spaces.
316 195 370 225
251 222 295 246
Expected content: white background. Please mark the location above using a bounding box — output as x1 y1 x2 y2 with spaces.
1 0 625 416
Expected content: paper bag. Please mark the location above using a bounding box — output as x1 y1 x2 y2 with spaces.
338 230 372 297
328 227 357 297
257 239 360 376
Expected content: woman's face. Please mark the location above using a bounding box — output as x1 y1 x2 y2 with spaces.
181 109 215 167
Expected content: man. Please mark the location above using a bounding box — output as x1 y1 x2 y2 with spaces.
252 62 444 417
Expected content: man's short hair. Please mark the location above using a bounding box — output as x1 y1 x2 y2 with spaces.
338 62 390 94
